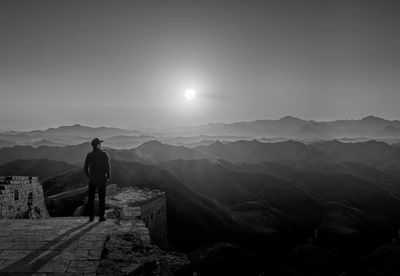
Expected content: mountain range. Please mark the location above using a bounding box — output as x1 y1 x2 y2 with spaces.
1 139 400 170
2 120 400 274
2 116 400 150
165 116 400 139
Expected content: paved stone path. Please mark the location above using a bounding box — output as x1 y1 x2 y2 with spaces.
0 217 149 275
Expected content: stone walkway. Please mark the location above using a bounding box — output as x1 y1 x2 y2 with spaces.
0 217 149 275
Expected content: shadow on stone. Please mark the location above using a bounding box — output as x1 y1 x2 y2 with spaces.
0 221 99 273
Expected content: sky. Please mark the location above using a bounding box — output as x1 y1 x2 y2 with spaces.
1 0 400 130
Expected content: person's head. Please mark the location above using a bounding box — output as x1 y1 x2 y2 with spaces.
91 138 103 150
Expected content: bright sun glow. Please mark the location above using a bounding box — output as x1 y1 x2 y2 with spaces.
185 89 196 101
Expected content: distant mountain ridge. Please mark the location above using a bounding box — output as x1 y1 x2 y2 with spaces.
1 117 400 149
0 159 79 181
1 138 400 171
0 124 139 148
167 116 400 138
133 140 208 163
28 124 138 137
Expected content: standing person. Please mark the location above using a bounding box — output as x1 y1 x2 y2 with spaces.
84 138 111 222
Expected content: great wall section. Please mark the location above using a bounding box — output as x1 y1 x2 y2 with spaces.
0 176 185 275
0 176 48 220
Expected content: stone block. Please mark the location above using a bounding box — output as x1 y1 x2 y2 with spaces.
37 259 70 273
88 249 102 260
55 250 89 261
0 242 14 250
121 206 141 219
0 249 32 260
67 260 100 273
31 225 54 231
77 241 104 250
9 242 47 250
63 242 79 250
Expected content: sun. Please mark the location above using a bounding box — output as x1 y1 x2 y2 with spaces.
185 89 196 101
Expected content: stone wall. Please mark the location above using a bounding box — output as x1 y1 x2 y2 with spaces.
103 186 168 248
0 176 49 219
133 195 168 248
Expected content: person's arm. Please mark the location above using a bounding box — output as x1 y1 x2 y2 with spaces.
105 153 111 181
84 153 90 178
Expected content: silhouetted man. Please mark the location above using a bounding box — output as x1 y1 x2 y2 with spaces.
84 138 111 222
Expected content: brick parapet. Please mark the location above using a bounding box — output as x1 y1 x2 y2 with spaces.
0 176 48 219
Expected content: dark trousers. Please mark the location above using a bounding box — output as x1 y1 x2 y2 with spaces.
87 178 106 219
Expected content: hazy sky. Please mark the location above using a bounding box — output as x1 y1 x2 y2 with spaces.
1 0 400 130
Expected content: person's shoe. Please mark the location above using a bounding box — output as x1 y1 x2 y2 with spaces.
89 217 94 222
99 217 106 222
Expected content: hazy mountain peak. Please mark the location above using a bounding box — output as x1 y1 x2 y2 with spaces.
279 115 304 122
138 139 164 147
361 116 387 122
46 124 84 131
38 124 136 132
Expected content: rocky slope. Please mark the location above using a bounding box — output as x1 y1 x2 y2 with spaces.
98 232 191 276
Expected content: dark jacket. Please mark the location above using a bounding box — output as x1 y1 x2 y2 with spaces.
84 149 111 180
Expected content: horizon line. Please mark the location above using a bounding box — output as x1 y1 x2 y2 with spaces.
2 115 400 132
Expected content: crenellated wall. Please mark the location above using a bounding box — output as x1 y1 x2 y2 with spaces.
0 176 49 219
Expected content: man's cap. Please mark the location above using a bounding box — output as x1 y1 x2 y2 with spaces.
91 138 103 147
